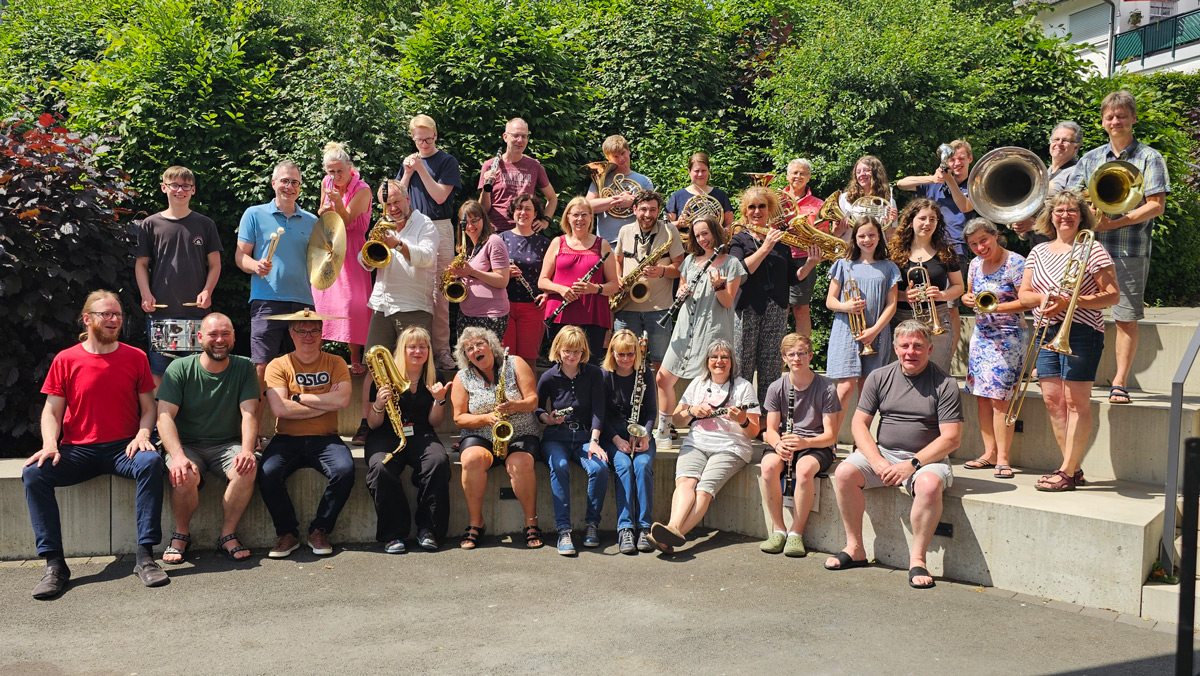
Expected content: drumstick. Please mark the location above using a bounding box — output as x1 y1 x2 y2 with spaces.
153 304 167 308
260 227 285 278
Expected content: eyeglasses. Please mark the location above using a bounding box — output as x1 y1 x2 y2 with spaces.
88 311 123 320
164 183 194 191
614 352 636 358
746 204 768 210
708 354 732 361
276 178 301 188
783 351 812 359
290 328 322 338
1050 137 1078 145
412 136 435 145
1052 208 1080 216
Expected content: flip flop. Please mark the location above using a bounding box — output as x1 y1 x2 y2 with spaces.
963 457 995 470
1109 386 1130 404
824 551 869 571
993 465 1014 479
651 522 686 548
909 566 936 589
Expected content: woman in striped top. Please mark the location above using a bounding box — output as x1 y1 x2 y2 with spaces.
1016 190 1118 492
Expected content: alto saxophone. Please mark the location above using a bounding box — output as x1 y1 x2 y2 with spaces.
364 345 411 465
610 237 674 313
442 228 469 303
491 348 515 460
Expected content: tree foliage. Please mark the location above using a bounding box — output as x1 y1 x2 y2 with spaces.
0 114 137 440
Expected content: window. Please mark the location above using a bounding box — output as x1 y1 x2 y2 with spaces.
1070 3 1111 41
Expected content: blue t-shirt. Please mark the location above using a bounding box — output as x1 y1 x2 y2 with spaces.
237 201 317 304
395 150 461 222
916 182 975 254
590 170 653 244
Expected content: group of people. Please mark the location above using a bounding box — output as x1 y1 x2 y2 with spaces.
20 90 1170 599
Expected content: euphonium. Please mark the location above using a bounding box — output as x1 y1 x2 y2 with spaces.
364 345 411 464
1087 160 1144 215
1005 230 1095 427
441 228 469 303
587 161 643 219
626 331 650 440
908 264 947 336
844 279 876 356
610 238 674 313
967 147 1049 225
491 348 515 460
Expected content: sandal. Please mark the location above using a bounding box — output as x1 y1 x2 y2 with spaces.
993 465 1014 479
216 533 250 562
350 362 368 377
460 525 485 550
523 524 544 549
163 532 190 564
963 457 995 470
1035 470 1076 492
1109 385 1131 404
1074 469 1086 486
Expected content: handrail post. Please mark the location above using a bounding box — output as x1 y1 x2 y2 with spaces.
1175 438 1198 676
1162 323 1200 573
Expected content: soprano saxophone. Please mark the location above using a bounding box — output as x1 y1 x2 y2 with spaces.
610 238 673 313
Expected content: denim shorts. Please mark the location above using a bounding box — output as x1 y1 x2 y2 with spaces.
1034 322 1105 382
613 309 671 363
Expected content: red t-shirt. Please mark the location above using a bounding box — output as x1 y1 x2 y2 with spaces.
41 343 155 445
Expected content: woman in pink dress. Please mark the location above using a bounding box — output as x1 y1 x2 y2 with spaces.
314 141 374 375
538 197 620 365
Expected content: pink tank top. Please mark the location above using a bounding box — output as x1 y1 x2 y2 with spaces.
544 236 611 328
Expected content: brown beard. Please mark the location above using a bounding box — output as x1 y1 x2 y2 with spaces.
90 324 119 345
203 345 230 361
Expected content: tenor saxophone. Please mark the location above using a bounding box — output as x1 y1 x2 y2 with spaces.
610 238 674 313
491 348 515 460
364 345 411 465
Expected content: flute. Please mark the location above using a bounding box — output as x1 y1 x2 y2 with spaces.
657 242 727 329
545 251 611 327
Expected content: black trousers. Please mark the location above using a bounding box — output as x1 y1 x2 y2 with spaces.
364 434 450 542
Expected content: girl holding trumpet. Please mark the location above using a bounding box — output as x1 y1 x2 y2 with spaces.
824 216 900 431
888 198 964 372
959 219 1027 479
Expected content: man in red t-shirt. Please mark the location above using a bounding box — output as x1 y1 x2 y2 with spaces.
478 118 558 232
23 291 166 599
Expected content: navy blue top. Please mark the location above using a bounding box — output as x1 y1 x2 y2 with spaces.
536 362 606 434
602 368 658 442
396 150 461 221
500 230 551 303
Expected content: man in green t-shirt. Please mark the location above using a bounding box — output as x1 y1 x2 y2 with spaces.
156 313 260 563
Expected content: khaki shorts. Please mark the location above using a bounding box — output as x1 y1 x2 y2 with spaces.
840 446 952 497
675 441 749 497
1111 256 1148 322
165 441 257 484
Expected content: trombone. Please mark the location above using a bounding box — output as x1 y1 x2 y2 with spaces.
907 264 947 336
844 279 876 356
1005 230 1095 427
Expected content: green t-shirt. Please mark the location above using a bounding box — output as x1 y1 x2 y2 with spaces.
157 354 259 446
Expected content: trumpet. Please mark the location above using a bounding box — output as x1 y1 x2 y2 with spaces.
610 238 673 313
364 345 411 465
442 228 469 303
626 331 650 441
492 348 515 459
908 264 947 336
260 227 285 278
1006 230 1095 426
844 279 876 356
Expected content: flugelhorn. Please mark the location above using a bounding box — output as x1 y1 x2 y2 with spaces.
1006 230 1095 426
364 345 410 464
967 147 1049 225
908 264 947 336
1088 160 1144 215
442 228 469 303
844 279 876 356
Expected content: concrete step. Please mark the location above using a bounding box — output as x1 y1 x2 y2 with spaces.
1171 534 1200 580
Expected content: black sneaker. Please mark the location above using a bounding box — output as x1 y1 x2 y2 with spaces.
350 421 369 446
618 528 637 555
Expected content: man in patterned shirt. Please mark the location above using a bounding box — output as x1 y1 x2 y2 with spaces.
1070 90 1170 405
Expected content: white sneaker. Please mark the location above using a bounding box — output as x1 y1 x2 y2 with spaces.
653 432 672 449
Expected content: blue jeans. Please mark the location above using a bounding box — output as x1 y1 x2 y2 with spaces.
613 309 671 364
258 435 355 537
542 427 609 532
604 437 657 530
23 439 164 556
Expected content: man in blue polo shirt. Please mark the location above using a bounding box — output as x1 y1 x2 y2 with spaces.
397 114 462 370
234 160 318 386
1069 90 1170 405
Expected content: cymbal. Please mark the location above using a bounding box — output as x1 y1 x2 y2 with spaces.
307 211 346 290
264 308 347 322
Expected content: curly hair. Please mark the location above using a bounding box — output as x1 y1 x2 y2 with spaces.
453 326 506 372
844 155 891 203
888 198 959 268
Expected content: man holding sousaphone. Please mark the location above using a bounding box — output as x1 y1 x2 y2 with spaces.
1068 90 1170 406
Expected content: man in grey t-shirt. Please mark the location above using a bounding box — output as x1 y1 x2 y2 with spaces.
823 320 962 589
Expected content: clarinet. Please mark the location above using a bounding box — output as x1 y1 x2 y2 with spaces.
782 379 797 500
657 242 728 328
545 251 611 327
483 147 504 190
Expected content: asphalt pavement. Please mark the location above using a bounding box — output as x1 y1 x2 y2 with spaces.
0 531 1192 675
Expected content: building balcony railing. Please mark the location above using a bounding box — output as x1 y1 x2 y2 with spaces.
1113 7 1200 70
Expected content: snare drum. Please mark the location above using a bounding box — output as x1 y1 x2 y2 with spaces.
149 318 204 354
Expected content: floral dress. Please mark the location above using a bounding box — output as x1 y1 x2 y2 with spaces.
965 251 1028 400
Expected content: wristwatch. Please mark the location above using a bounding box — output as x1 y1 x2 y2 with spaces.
910 457 922 470
291 393 301 403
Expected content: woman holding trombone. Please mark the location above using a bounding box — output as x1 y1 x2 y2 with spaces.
1014 190 1117 492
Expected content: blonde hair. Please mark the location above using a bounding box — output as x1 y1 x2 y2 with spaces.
409 114 437 134
549 325 590 363
1033 190 1096 238
377 179 407 203
949 138 973 159
602 134 630 157
559 196 594 233
739 186 778 221
603 329 643 372
394 326 437 387
322 141 353 170
78 290 120 342
779 333 811 372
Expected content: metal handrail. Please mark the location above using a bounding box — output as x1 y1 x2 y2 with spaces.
1161 322 1200 572
1113 7 1200 70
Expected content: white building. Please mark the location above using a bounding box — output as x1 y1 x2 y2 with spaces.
1034 0 1200 74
